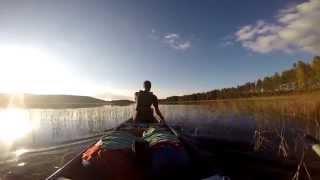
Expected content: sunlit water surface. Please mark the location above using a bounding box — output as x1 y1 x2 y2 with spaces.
0 103 318 179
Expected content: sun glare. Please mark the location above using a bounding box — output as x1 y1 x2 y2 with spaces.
0 45 107 96
0 45 68 94
0 108 35 144
14 148 29 158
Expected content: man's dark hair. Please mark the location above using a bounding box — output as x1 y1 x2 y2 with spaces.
144 80 151 91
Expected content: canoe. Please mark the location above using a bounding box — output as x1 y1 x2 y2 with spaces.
46 119 193 180
46 119 320 180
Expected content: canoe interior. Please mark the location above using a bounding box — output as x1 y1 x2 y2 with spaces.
46 120 320 180
46 120 187 180
181 135 320 180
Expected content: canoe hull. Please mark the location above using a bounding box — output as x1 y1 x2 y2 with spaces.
46 120 189 180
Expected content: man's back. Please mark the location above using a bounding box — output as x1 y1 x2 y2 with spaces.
135 91 156 110
134 91 157 123
134 81 165 124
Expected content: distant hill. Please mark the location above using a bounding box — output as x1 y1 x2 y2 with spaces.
108 100 134 106
24 94 108 108
96 92 132 101
0 94 133 108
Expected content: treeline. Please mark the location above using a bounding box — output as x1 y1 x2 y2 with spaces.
163 56 320 102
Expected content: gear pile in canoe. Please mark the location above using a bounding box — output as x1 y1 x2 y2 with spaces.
46 119 320 180
46 120 192 180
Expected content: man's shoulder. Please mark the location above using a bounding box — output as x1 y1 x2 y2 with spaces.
135 91 143 95
147 91 155 96
151 93 158 100
135 91 157 98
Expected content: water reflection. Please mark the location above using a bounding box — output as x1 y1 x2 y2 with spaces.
0 102 319 179
0 104 258 161
14 149 29 158
162 104 257 141
0 103 317 157
0 105 134 159
0 108 38 144
17 162 26 167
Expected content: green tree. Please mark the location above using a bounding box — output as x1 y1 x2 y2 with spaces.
262 77 273 91
281 69 296 84
272 72 281 90
296 61 312 89
256 79 263 92
311 56 320 86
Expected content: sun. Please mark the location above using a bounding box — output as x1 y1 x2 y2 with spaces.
0 45 68 94
0 44 104 96
0 44 127 97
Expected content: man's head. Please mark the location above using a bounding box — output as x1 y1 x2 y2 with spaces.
143 80 151 91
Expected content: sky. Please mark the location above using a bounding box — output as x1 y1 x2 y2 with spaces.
0 0 319 99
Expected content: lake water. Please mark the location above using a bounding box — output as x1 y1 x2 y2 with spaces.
0 102 318 179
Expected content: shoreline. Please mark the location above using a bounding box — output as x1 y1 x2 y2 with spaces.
160 90 320 105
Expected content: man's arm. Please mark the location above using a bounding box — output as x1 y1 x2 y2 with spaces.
133 92 139 123
153 96 165 123
134 92 138 102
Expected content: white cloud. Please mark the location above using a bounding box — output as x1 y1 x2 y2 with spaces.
176 41 191 50
165 33 179 39
150 30 192 51
235 0 320 54
163 33 191 50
